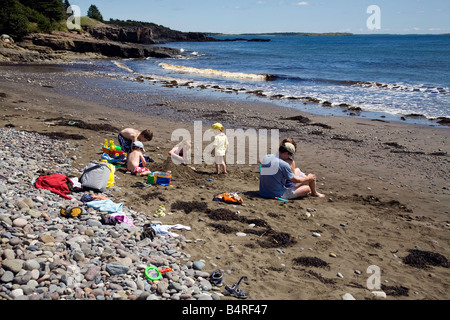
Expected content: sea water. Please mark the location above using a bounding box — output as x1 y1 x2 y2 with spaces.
121 34 450 122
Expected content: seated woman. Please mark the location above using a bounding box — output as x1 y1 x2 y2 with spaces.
280 138 325 198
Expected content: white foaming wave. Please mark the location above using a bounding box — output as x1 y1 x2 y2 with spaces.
159 62 273 81
112 61 193 84
355 81 450 95
113 60 449 119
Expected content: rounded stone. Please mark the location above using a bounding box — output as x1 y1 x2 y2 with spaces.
12 218 28 227
24 259 40 270
2 259 24 273
1 270 14 282
193 261 205 270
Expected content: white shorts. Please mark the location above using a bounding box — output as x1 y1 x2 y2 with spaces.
215 156 225 164
281 187 298 200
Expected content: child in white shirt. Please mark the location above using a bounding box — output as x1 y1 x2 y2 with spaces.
211 123 228 174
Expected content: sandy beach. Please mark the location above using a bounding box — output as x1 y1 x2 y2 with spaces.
1 61 449 300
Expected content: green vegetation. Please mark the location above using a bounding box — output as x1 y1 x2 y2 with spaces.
0 1 106 39
87 4 103 22
79 16 103 27
107 18 172 30
0 0 65 39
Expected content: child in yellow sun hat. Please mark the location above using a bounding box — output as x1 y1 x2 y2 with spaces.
211 123 228 174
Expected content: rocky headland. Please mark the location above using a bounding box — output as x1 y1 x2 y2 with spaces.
0 23 216 63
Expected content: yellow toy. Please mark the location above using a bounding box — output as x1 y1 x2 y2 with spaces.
102 139 126 157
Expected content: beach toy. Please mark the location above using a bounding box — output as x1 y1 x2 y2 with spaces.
147 171 172 186
101 153 124 164
144 266 172 281
102 139 126 158
275 197 288 203
154 205 166 217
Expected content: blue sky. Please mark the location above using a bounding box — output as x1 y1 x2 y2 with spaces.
70 0 450 34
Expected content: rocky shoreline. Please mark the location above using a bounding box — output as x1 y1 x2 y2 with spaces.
0 128 225 300
0 25 272 63
0 31 182 63
0 20 218 63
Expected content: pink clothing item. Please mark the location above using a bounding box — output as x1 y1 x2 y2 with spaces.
110 213 135 228
131 167 150 175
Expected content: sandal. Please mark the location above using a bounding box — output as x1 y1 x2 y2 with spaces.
140 223 156 241
209 269 224 287
131 181 151 188
225 276 249 299
60 207 82 218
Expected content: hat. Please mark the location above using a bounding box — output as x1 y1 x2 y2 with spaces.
281 142 295 160
211 123 224 130
133 141 145 152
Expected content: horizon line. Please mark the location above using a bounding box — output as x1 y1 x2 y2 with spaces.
204 32 450 36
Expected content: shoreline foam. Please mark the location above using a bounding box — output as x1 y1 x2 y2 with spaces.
111 60 450 126
159 62 275 81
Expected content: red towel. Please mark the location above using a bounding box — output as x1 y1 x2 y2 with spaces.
35 174 73 199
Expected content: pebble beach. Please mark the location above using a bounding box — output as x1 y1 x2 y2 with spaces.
0 127 222 301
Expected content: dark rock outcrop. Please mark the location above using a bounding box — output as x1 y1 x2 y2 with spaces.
1 22 216 62
85 25 215 44
16 32 180 60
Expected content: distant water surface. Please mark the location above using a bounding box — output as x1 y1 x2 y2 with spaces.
121 34 450 121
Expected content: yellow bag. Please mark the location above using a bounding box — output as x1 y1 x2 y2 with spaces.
107 163 115 187
100 161 116 188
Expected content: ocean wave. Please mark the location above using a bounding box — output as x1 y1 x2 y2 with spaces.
112 60 449 121
275 74 450 95
159 62 276 81
351 81 450 95
112 61 192 83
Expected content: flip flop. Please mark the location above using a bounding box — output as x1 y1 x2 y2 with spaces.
225 276 249 299
60 207 82 218
131 182 151 188
209 269 224 287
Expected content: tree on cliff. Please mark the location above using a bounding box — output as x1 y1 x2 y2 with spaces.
63 0 71 11
0 0 65 39
20 0 65 22
87 5 104 22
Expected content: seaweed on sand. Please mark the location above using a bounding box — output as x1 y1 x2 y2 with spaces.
170 200 296 248
402 249 450 269
140 192 162 201
381 284 409 297
46 117 120 132
208 223 238 234
307 270 336 285
171 200 208 214
293 256 330 269
258 231 297 248
37 131 87 140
